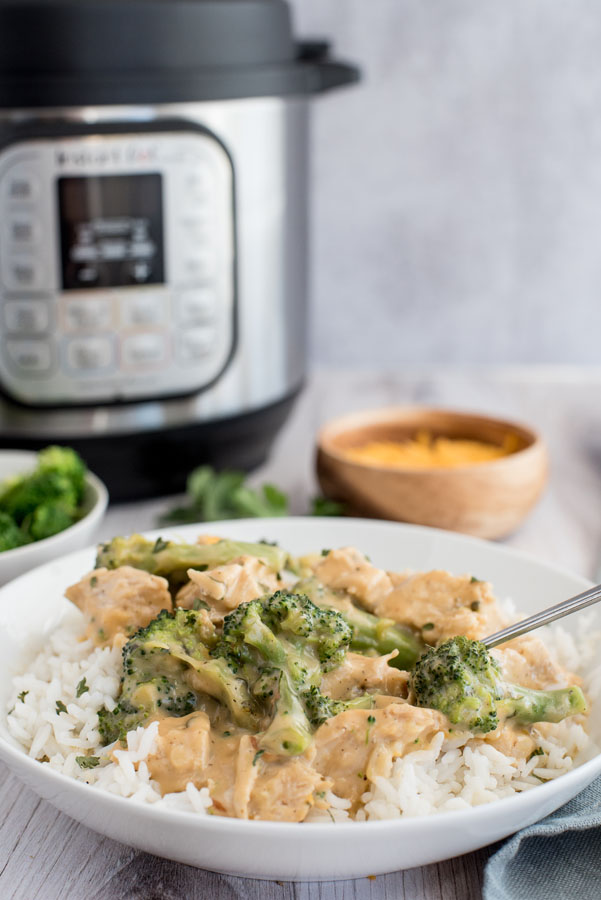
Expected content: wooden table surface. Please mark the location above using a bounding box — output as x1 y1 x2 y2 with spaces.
2 366 601 900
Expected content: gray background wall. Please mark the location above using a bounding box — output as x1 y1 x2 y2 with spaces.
289 1 601 365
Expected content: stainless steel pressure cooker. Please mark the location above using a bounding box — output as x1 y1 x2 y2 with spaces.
0 0 359 498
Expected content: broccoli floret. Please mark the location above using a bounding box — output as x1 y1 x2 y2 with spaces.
297 577 424 669
95 533 288 592
1 470 78 525
0 511 28 552
411 635 587 733
28 502 75 540
97 608 258 744
302 684 376 727
215 591 353 755
0 446 86 542
37 446 86 501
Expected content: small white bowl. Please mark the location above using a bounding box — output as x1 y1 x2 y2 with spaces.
0 450 108 586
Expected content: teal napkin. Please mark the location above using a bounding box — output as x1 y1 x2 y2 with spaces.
484 778 601 900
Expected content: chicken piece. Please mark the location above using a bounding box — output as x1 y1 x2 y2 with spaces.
65 565 172 645
321 652 410 700
492 633 577 690
313 703 447 808
146 712 211 794
147 718 328 822
230 738 330 821
483 723 536 761
374 571 506 643
314 547 393 610
175 556 280 622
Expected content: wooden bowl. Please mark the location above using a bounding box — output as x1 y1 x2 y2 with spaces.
316 407 548 540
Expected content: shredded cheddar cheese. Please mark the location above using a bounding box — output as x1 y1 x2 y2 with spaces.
345 430 519 469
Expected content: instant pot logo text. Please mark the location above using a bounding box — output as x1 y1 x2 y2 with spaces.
55 144 158 168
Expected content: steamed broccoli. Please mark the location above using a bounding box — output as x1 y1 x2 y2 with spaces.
214 591 353 754
0 446 87 548
1 470 78 525
28 502 75 540
411 635 587 733
95 533 288 591
297 577 424 670
0 512 28 552
98 608 259 744
37 446 86 501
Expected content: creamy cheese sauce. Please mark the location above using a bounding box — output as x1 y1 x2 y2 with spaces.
68 544 584 822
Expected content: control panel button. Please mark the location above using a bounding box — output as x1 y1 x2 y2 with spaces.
178 326 215 363
122 332 167 368
63 297 113 332
180 168 214 202
2 255 46 291
5 338 52 373
2 167 39 203
181 251 215 281
4 215 39 246
64 336 114 372
120 293 166 327
4 299 49 334
176 288 216 323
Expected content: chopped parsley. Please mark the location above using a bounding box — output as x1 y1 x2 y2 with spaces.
252 749 265 766
17 690 28 702
76 678 89 698
152 537 169 554
76 756 100 769
55 700 68 715
321 549 331 557
422 622 435 631
470 576 481 583
528 747 545 761
90 575 98 588
366 714 376 745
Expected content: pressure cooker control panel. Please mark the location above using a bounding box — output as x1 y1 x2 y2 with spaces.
0 129 235 406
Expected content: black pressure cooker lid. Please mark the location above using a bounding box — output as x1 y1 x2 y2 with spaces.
0 0 360 107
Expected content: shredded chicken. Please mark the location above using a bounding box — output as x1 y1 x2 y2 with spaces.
314 547 393 609
374 571 507 642
147 714 329 821
313 703 447 808
493 634 577 690
321 652 409 700
65 566 171 645
175 556 281 622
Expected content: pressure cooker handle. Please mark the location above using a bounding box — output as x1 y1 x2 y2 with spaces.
297 40 361 93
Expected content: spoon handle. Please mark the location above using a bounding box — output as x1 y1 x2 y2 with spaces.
481 582 601 649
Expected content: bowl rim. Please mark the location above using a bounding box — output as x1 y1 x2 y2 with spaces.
317 405 546 475
0 451 109 565
0 516 598 837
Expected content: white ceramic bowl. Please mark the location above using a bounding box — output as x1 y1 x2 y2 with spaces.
0 450 108 585
0 517 599 881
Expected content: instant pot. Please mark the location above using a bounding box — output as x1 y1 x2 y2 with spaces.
0 0 359 499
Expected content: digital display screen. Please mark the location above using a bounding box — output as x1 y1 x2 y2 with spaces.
58 174 165 290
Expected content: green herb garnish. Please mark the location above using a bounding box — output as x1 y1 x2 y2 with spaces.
76 755 100 769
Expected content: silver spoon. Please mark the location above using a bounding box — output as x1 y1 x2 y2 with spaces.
481 582 601 649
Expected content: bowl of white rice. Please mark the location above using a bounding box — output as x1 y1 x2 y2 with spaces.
0 517 600 882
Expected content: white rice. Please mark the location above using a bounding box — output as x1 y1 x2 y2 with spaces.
6 617 599 823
